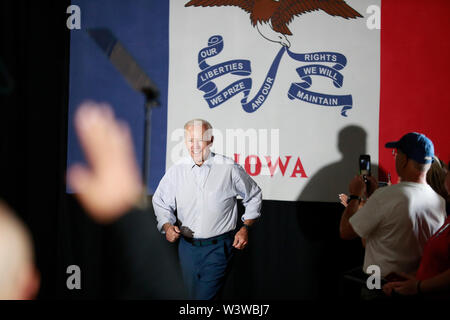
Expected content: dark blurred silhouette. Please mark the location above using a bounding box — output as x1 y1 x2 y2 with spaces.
299 125 384 202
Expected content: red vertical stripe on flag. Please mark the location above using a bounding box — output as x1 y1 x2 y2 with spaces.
380 0 450 183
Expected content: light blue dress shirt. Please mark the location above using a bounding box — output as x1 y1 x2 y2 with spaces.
152 152 262 239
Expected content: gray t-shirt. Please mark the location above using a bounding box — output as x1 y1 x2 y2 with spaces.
350 181 446 276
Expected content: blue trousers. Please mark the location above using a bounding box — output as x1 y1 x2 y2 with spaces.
178 233 235 300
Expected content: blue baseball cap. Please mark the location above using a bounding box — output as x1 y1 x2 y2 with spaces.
385 132 434 164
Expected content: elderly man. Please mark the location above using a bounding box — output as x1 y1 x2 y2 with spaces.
152 119 262 300
340 132 446 298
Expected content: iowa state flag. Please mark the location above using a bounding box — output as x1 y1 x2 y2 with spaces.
67 0 449 202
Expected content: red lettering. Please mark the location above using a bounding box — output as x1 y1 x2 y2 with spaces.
290 157 308 178
264 156 292 177
234 153 240 164
244 155 262 176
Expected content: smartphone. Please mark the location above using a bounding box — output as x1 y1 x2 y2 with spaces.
359 155 371 177
359 155 371 194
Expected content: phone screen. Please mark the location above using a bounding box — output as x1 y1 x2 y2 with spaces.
359 155 371 176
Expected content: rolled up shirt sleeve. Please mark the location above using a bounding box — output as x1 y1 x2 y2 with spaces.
232 164 262 221
152 170 177 233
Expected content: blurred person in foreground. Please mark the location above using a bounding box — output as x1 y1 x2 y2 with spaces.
383 161 450 298
67 102 185 299
339 132 446 299
0 202 40 299
152 119 262 300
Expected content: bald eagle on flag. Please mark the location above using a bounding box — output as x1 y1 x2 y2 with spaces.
185 0 363 47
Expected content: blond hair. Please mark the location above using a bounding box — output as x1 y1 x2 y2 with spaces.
426 156 449 200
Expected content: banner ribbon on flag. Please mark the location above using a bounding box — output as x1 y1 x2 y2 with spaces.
197 35 353 116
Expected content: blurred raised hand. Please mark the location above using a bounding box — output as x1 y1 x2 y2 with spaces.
67 102 143 223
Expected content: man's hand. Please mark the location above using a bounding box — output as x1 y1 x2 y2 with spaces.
383 272 418 296
365 175 378 198
233 227 248 250
338 193 349 207
349 175 366 197
67 102 143 223
163 223 181 243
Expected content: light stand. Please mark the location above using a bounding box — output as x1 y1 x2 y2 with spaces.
88 28 160 208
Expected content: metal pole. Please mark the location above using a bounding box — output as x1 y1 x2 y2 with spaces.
141 99 154 208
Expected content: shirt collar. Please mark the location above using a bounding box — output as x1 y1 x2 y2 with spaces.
190 151 214 169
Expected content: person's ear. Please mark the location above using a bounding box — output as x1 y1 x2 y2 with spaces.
208 135 214 146
402 154 409 169
397 152 407 169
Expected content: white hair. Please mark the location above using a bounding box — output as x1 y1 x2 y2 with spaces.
184 119 213 141
183 119 213 131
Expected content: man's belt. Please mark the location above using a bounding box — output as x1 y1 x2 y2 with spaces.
183 230 234 247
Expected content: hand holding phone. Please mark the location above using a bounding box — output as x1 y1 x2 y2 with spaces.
359 155 371 177
359 155 371 195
